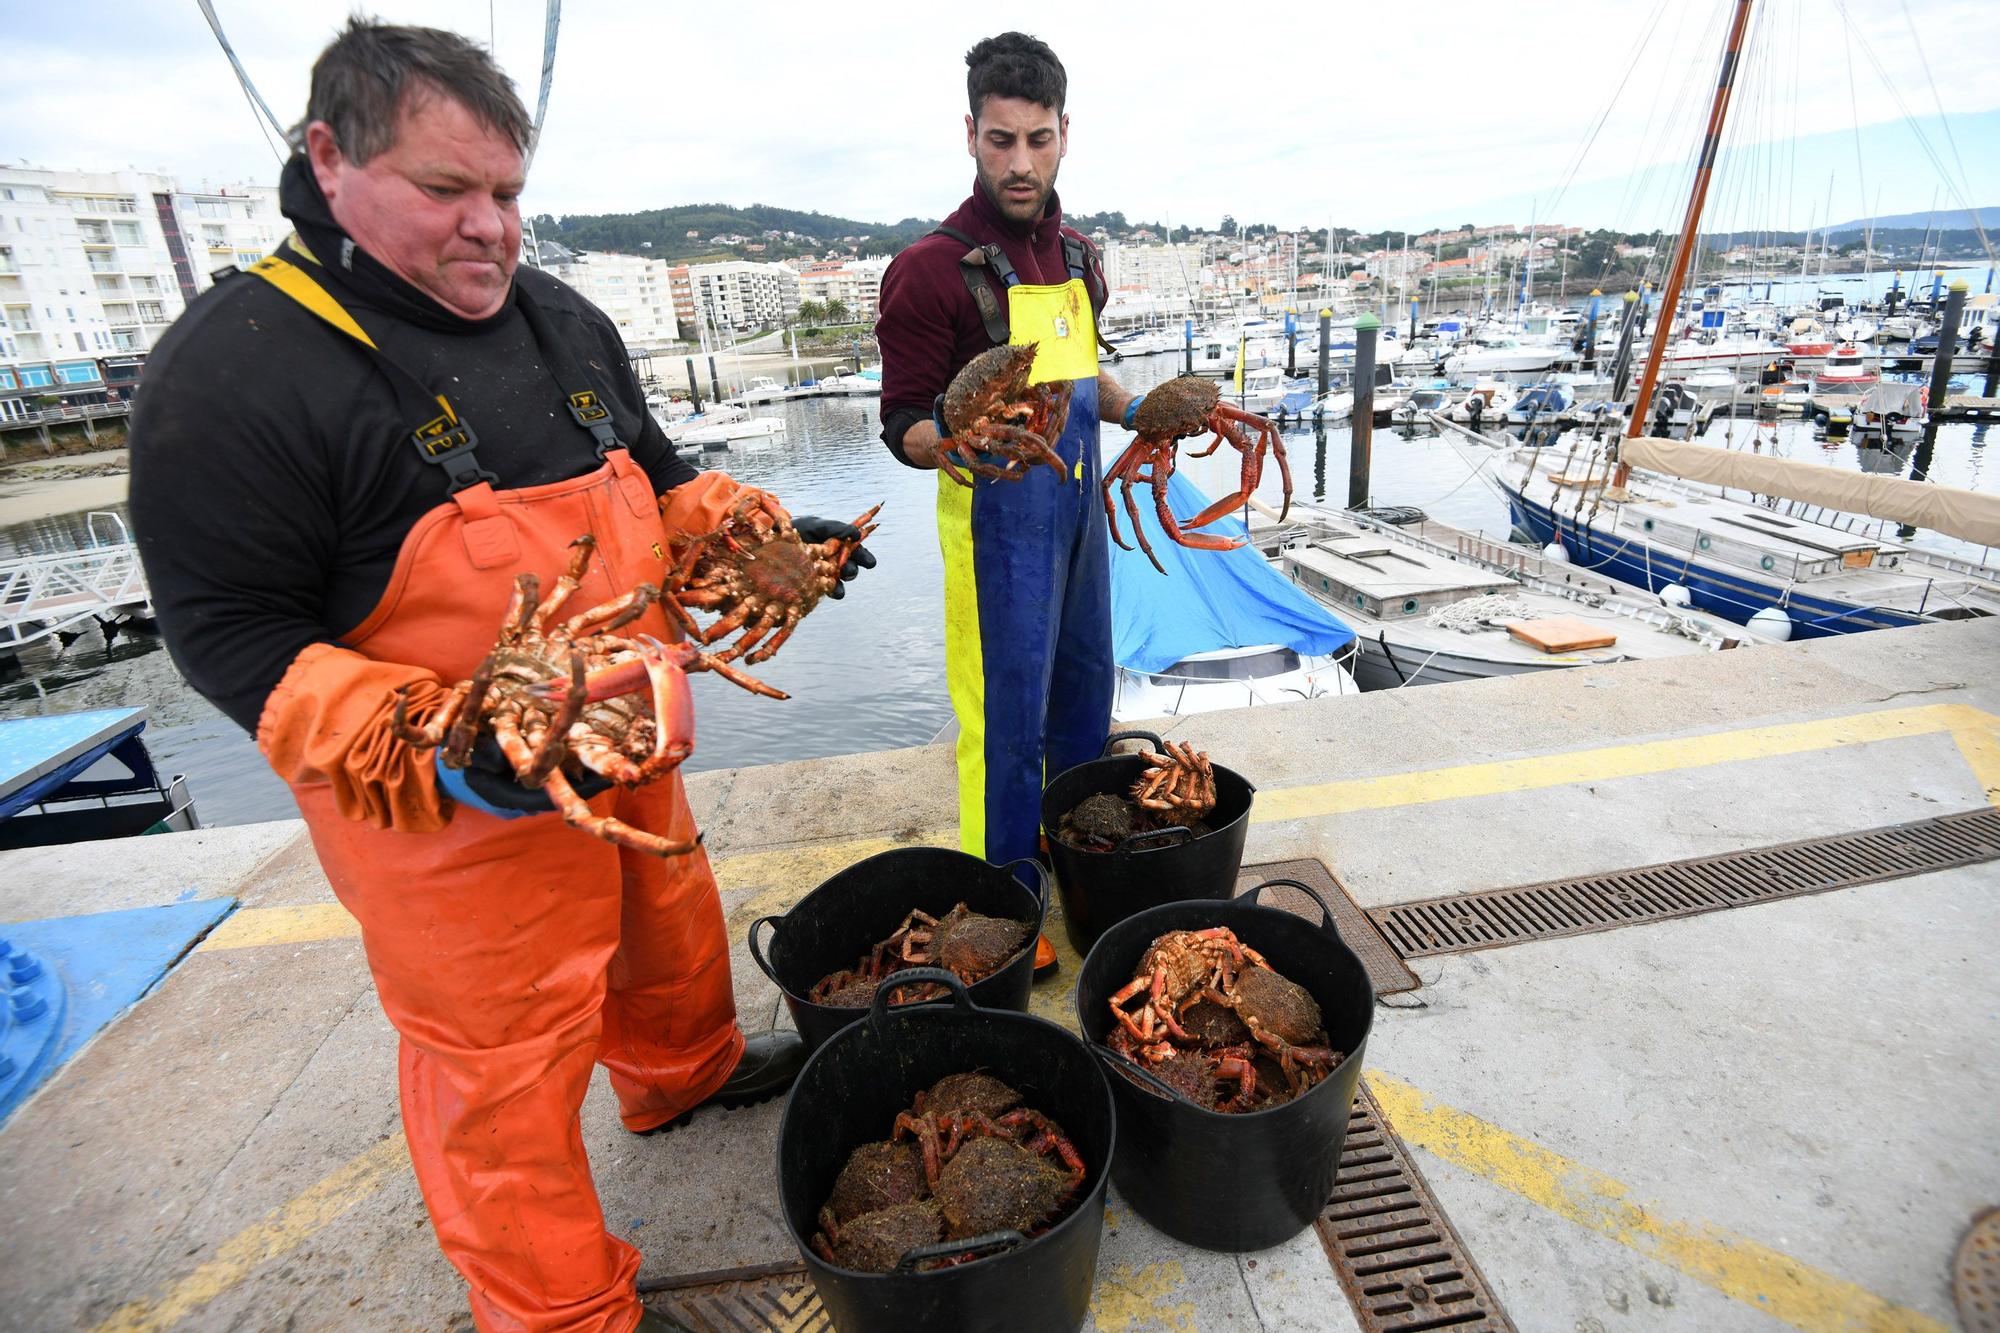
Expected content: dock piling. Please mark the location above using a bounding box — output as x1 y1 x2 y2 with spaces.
707 356 721 404
1610 291 1642 401
1582 290 1602 370
685 358 702 413
1317 308 1331 403
1349 314 1379 510
1917 280 1969 481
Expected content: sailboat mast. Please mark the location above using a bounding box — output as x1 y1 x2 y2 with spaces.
1624 0 1756 448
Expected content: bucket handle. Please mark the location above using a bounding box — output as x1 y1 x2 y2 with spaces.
1112 825 1195 854
1243 877 1343 941
1000 856 1056 929
1090 1044 1184 1105
746 915 783 985
867 966 975 1032
1100 729 1166 759
892 1228 1027 1272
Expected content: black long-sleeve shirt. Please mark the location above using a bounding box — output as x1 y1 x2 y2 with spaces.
130 157 694 733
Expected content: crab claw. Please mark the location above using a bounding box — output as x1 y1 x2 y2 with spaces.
528 655 653 704
635 636 696 769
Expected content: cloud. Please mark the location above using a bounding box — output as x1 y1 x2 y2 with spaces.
3 0 1995 233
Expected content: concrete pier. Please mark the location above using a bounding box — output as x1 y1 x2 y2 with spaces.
3 618 1997 1331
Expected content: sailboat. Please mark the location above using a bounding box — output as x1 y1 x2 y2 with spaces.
1451 0 2000 640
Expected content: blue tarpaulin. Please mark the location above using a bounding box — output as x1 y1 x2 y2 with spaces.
1109 469 1354 673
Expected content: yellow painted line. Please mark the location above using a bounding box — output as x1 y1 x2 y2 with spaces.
198 902 358 951
1368 1073 1945 1332
1255 701 1987 824
196 703 2000 953
1948 706 2000 807
90 1133 411 1333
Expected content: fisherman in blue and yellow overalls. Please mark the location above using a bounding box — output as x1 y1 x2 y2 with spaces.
877 33 1146 947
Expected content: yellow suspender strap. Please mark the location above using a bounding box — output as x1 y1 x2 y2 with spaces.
246 239 458 426
246 253 378 350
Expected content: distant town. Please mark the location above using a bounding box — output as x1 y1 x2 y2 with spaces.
1 159 1989 421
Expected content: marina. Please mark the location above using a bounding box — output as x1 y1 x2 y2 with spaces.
3 0 2000 1329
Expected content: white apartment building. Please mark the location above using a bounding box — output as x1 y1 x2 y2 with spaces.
794 257 889 323
0 165 280 418
546 250 680 348
687 260 800 333
1103 241 1205 304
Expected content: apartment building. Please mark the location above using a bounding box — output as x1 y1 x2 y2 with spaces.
794 257 889 322
0 165 279 418
1102 241 1205 304
687 260 800 333
545 249 680 348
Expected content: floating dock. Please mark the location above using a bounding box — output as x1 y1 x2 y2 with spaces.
1 618 1996 1330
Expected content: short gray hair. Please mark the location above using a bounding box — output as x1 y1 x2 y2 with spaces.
290 16 533 163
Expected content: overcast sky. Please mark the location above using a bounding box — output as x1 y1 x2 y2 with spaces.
3 0 1994 237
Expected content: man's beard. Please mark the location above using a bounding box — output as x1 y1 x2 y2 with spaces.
981 166 1055 223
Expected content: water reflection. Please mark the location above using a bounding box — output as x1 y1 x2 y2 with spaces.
3 351 1997 826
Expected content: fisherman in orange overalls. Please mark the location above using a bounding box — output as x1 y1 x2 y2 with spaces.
129 21 870 1332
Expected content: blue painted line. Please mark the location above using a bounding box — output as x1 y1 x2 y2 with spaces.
0 898 234 1125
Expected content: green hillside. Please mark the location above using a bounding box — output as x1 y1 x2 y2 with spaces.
531 204 938 262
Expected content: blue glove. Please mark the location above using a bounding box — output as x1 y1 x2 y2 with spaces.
436 735 611 819
790 516 877 599
931 393 954 440
1121 394 1146 431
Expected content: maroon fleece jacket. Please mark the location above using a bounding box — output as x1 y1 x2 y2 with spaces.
876 182 1099 463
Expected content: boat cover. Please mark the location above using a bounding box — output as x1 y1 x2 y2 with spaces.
1109 468 1355 672
1622 435 2000 548
1856 382 1926 418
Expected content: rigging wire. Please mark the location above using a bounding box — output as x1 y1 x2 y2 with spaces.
525 0 562 173
1832 0 1993 261
1894 0 1992 260
196 0 289 164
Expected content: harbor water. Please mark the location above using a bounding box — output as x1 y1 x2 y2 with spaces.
1 351 1993 827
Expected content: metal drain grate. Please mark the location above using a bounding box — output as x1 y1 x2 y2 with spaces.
1368 807 2000 959
1318 1082 1514 1331
1238 857 1421 995
641 1261 827 1332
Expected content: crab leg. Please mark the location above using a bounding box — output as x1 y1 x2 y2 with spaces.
392 680 467 749
1153 454 1245 553
563 583 658 638
530 537 596 634
442 652 503 767
523 653 587 786
542 767 697 856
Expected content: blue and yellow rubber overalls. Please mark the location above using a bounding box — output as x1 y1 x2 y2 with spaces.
934 226 1113 870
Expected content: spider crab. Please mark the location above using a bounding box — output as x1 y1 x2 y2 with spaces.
935 342 1073 486
1130 741 1217 827
391 535 783 856
665 492 881 666
1103 374 1293 574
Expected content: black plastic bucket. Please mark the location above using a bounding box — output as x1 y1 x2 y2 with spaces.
1040 730 1256 955
1074 879 1373 1252
778 968 1115 1333
748 847 1050 1054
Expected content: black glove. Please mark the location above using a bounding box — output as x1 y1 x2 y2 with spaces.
790 516 877 600
438 733 614 818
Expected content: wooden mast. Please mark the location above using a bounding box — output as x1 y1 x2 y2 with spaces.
1619 0 1756 481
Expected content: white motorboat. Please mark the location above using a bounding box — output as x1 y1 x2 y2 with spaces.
1443 335 1568 377
1878 314 1932 342
1222 367 1302 414
1107 328 1184 356
1311 390 1355 422
1654 334 1791 370
670 405 787 446
1849 381 1927 442
1681 366 1746 404
817 367 882 397
1446 382 1516 422
1113 642 1359 721
1813 345 1878 389
646 392 695 423
1270 508 1742 689
1833 315 1878 344
727 376 792 405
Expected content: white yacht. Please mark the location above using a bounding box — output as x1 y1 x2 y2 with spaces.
727 376 791 405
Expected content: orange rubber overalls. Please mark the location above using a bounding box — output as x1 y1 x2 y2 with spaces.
248 246 743 1332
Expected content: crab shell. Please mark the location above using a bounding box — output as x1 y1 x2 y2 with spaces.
1131 375 1222 439
940 343 1040 436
